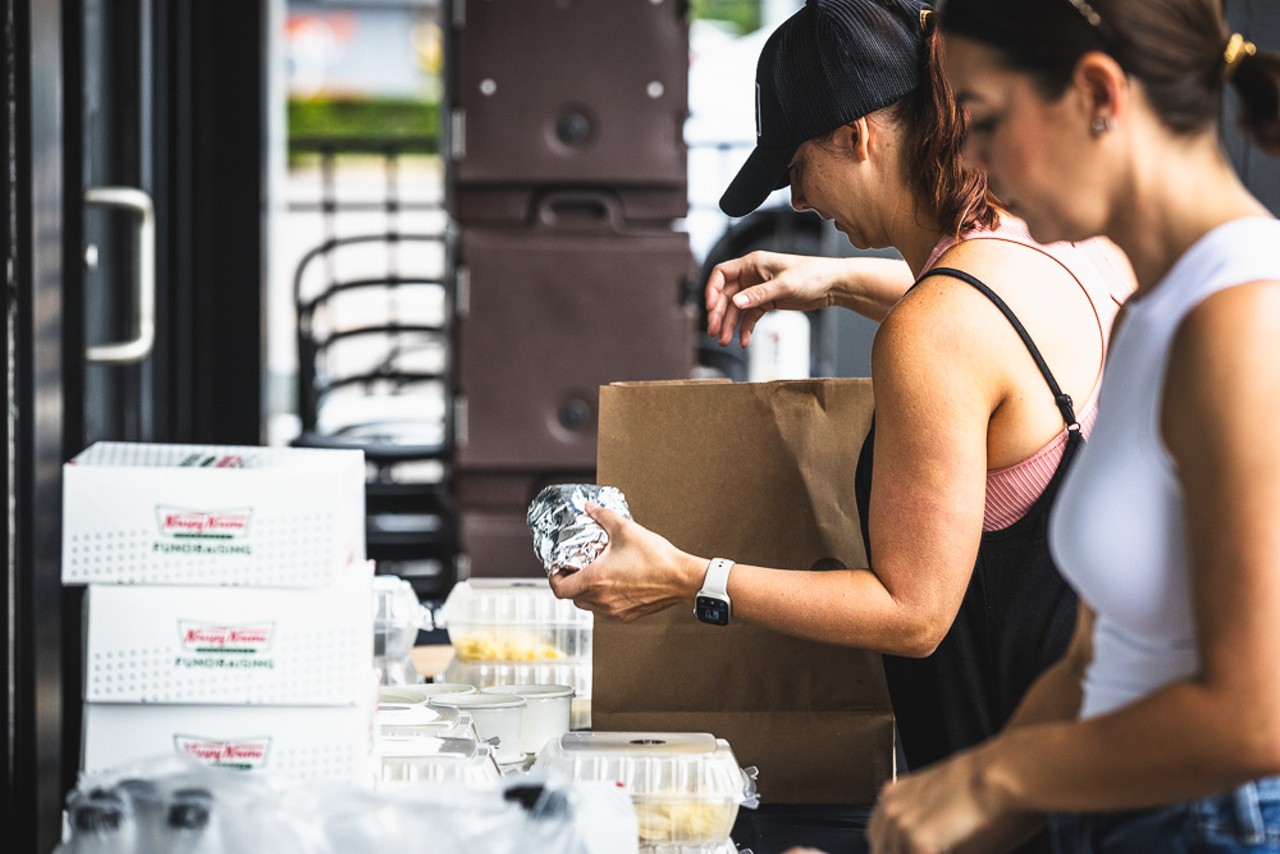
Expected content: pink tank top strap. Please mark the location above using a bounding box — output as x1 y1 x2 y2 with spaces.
923 218 1120 531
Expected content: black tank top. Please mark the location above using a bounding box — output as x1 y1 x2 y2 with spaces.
854 266 1082 772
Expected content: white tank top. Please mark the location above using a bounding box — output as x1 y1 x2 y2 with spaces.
1050 216 1280 719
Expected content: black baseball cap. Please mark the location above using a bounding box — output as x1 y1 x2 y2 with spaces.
718 0 932 218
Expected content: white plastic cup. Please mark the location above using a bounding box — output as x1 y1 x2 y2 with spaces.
747 310 811 382
428 693 527 765
379 683 477 706
481 684 574 755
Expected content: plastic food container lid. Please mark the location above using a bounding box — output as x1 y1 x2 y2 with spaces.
481 684 575 700
427 692 527 711
379 683 477 705
437 579 593 630
639 841 739 854
533 732 756 802
376 703 460 728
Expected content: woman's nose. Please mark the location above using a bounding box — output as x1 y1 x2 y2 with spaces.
790 185 810 213
960 139 989 174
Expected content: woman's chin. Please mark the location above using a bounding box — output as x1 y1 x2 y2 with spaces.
1018 213 1068 245
1010 208 1100 246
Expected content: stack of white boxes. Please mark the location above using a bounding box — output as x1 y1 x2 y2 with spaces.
63 442 378 784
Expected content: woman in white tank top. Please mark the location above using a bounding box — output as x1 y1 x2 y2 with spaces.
867 1 1280 852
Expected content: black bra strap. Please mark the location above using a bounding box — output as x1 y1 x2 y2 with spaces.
916 266 1080 430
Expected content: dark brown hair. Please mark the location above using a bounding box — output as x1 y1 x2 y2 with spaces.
938 0 1280 154
888 22 1003 237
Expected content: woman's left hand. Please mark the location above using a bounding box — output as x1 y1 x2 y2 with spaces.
868 747 1004 854
547 504 701 622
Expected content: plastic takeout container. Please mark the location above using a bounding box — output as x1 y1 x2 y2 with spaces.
436 579 592 663
532 731 759 846
373 575 430 660
376 735 503 789
376 702 474 740
443 658 592 730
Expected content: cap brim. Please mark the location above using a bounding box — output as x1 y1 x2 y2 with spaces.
718 143 796 218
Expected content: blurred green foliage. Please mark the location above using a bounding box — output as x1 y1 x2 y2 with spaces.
689 0 762 34
288 97 439 154
287 2 764 155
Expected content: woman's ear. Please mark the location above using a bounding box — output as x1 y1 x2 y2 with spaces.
1072 50 1128 133
836 117 873 162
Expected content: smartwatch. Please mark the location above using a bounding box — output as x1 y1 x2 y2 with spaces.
694 558 734 626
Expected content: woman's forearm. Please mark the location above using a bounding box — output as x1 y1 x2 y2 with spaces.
978 678 1280 815
728 563 946 657
829 257 916 322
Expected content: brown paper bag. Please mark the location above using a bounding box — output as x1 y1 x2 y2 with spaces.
593 378 894 805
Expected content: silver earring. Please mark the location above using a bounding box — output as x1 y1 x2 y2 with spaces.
1090 116 1112 136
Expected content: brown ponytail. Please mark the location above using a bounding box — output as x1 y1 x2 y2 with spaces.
1231 48 1280 155
888 22 1002 238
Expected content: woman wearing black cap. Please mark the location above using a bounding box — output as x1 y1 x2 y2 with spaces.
864 0 1280 851
552 0 1133 777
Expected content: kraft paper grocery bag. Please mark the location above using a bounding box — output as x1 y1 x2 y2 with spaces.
593 378 894 805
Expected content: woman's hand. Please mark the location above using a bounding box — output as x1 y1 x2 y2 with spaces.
868 747 1006 854
706 251 844 347
706 251 914 347
547 504 703 622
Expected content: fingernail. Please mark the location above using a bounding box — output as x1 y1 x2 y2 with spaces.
733 293 749 307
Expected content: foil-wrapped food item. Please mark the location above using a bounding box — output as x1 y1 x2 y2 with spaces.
527 484 631 576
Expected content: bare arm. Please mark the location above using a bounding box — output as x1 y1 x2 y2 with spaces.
706 251 914 347
869 281 1280 852
554 274 999 658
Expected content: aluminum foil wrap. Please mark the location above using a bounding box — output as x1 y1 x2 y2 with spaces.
527 484 631 575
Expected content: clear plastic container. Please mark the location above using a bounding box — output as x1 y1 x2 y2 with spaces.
375 735 503 789
443 658 592 730
373 575 432 686
427 693 527 766
639 841 740 854
437 579 593 663
376 702 475 740
532 732 759 847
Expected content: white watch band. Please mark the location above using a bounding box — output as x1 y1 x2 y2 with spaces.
701 558 734 598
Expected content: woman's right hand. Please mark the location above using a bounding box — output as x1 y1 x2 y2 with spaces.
705 250 845 347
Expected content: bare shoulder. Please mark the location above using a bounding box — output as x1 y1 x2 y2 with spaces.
882 237 1065 345
930 232 1077 289
873 241 1035 390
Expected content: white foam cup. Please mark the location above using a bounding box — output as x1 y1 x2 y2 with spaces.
428 692 526 764
481 684 574 755
379 683 477 705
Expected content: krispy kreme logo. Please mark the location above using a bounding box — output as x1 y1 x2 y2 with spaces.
156 507 251 539
174 735 271 770
178 621 273 654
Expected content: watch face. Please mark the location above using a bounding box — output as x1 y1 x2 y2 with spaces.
695 595 730 626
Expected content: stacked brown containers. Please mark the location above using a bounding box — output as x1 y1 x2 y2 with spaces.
444 0 697 578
